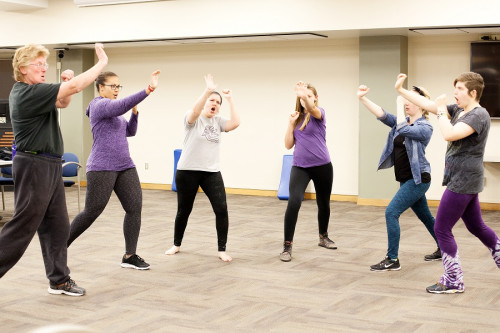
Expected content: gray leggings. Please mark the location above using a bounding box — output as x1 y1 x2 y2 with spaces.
68 168 142 254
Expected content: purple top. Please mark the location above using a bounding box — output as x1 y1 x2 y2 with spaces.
292 107 331 168
86 90 148 172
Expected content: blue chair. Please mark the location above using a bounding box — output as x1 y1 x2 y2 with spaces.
172 149 182 192
277 154 305 201
62 152 82 212
277 155 294 200
0 166 14 211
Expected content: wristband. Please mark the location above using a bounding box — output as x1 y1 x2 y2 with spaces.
148 85 155 92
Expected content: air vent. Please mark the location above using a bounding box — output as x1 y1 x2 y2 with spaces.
74 0 162 7
68 33 328 48
410 26 500 35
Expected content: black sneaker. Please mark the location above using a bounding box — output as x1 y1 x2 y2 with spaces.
424 248 442 261
426 282 464 294
370 256 401 271
280 241 292 262
121 254 150 270
48 279 85 296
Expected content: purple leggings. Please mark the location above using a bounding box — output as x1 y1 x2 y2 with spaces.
435 189 498 256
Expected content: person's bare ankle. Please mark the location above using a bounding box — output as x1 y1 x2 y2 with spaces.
218 251 232 262
165 245 180 255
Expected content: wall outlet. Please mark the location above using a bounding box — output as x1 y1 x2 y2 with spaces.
145 162 149 170
484 177 487 186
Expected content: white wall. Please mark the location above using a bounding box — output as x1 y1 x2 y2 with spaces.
103 39 360 194
83 33 500 203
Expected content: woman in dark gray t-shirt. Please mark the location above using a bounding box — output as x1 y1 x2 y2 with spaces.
396 72 500 295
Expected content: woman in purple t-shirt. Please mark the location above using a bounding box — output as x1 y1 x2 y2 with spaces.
68 70 159 271
280 82 336 262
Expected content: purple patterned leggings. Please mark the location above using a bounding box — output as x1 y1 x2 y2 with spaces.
435 189 500 287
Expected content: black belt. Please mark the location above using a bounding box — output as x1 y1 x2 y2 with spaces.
22 151 62 159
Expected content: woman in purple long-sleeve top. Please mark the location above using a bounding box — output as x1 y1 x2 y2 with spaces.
68 70 160 270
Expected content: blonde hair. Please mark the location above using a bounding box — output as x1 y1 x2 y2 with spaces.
294 83 318 131
412 86 431 119
12 44 49 82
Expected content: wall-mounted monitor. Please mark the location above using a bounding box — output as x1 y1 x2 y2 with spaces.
470 41 500 119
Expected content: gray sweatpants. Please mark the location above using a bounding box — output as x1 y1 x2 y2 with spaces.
0 152 71 285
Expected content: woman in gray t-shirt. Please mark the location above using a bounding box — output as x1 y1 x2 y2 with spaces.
165 75 240 262
396 72 500 294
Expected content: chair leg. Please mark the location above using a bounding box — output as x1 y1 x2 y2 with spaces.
77 171 81 212
1 185 4 211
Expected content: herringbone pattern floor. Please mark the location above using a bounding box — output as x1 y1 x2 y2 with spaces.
1 188 499 332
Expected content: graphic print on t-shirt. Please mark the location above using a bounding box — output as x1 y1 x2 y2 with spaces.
202 125 219 143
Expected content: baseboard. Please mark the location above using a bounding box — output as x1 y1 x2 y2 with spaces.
479 202 500 211
356 197 500 211
78 181 500 211
140 183 172 190
356 198 391 207
225 188 277 197
135 184 358 202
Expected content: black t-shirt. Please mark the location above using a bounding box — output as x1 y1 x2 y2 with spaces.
9 82 64 156
393 134 412 182
394 134 430 184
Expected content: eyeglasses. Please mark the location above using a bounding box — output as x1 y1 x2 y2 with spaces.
103 84 123 90
29 63 49 70
413 86 425 97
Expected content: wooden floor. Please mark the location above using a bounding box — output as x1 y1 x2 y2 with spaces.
1 188 499 332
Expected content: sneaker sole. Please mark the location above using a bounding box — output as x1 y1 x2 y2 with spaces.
318 244 338 250
426 288 464 294
370 267 401 271
121 263 150 270
424 258 442 261
47 288 85 296
279 255 292 262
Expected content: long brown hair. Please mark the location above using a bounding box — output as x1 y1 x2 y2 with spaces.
294 83 318 131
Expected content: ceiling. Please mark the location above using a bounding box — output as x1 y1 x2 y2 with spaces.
0 0 162 10
0 0 47 11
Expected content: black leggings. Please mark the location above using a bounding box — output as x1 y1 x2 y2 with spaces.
68 168 142 254
174 170 229 251
284 162 333 242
